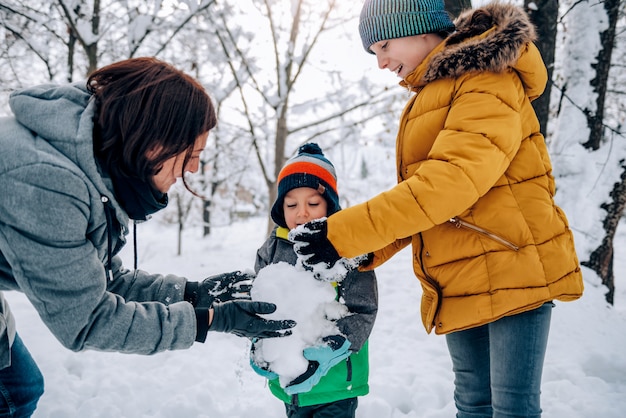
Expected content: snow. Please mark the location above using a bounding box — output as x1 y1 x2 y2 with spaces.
3 2 626 416
548 0 626 259
4 214 626 418
250 262 348 385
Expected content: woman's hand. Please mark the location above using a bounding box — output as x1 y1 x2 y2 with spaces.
208 300 296 339
185 271 253 308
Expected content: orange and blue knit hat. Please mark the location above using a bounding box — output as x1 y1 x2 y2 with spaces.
359 0 455 54
271 143 340 228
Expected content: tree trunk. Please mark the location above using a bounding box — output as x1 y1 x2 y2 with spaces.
444 0 471 18
582 0 619 151
270 111 288 235
524 0 558 137
85 0 100 76
177 198 184 256
203 199 211 237
578 0 620 304
265 0 301 236
582 163 626 305
67 27 76 83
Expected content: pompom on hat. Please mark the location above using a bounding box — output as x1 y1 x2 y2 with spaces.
271 143 340 228
359 0 456 54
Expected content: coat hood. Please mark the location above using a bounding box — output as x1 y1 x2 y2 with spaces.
8 83 104 186
8 82 128 226
405 2 542 96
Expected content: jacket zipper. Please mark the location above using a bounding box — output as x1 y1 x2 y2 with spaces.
418 233 443 330
449 217 519 251
346 356 352 382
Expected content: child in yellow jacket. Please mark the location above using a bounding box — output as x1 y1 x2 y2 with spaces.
289 2 584 417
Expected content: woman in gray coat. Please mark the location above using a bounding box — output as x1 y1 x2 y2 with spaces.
0 57 294 417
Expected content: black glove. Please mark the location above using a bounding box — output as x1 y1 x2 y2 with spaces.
357 252 374 268
209 300 296 339
185 271 253 308
288 218 341 269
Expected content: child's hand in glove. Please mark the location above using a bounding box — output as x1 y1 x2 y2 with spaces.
288 218 340 269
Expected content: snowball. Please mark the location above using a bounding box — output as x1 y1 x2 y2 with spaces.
250 262 349 386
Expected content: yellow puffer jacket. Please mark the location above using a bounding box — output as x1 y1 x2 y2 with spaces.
327 3 583 334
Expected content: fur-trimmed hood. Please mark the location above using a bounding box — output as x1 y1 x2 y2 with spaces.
411 2 537 86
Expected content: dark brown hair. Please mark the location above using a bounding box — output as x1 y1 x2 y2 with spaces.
88 57 217 190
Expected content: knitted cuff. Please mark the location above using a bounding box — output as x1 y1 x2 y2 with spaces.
184 281 199 307
194 308 210 343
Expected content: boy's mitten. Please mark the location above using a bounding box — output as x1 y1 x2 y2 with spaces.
356 252 374 268
289 218 340 269
185 271 253 308
284 361 321 395
284 335 352 395
303 335 351 375
250 359 279 380
209 300 295 339
249 341 279 380
249 345 279 380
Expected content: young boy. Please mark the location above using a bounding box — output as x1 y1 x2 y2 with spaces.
251 143 378 418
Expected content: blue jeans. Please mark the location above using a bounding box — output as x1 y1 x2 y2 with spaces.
0 334 44 418
445 303 553 418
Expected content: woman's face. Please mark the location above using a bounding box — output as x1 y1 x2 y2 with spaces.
370 33 443 79
151 132 208 193
283 187 328 230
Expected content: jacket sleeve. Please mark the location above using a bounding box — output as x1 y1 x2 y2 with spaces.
0 164 196 354
335 269 378 351
255 232 281 273
360 237 412 271
327 71 525 258
254 244 271 273
106 256 188 304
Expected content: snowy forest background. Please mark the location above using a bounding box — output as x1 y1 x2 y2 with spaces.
1 0 626 417
2 0 624 305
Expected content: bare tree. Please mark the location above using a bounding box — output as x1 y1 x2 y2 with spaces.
578 0 622 304
0 0 217 83
524 0 559 136
0 0 233 250
0 0 403 250
550 0 625 305
444 0 471 18
208 0 398 233
584 164 626 304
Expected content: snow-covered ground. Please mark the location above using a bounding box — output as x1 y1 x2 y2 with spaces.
5 215 626 418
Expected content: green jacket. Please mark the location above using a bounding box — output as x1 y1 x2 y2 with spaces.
255 227 377 406
269 342 369 406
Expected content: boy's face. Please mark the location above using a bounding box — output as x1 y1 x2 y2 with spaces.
370 33 441 79
283 187 328 230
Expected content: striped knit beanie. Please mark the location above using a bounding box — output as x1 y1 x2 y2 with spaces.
359 0 455 53
271 143 340 228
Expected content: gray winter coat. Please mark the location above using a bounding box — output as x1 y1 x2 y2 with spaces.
255 227 377 350
0 83 196 368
